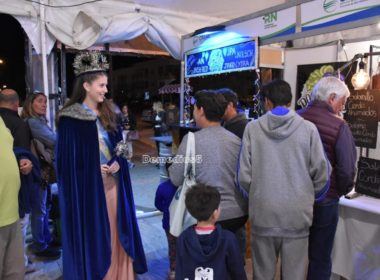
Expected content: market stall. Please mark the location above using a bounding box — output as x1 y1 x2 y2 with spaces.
179 0 380 277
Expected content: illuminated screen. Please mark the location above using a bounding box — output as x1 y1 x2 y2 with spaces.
185 39 257 78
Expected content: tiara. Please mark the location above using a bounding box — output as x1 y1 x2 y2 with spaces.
73 51 109 76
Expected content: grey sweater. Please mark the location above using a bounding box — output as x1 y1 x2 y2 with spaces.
169 126 248 221
238 110 331 238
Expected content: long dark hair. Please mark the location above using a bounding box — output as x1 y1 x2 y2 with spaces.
59 72 117 132
21 92 47 119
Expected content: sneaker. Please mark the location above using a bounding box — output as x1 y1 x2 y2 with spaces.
34 247 61 260
25 261 37 274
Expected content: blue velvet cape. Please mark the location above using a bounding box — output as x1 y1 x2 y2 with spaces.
56 106 147 280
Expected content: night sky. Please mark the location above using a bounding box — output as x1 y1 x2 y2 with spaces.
0 14 26 100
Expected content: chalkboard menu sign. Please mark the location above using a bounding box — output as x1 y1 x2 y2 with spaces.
185 38 258 78
356 157 380 199
344 90 378 149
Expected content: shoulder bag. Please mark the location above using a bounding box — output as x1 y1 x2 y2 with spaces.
169 132 197 237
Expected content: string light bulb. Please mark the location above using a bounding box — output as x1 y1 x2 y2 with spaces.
351 58 370 90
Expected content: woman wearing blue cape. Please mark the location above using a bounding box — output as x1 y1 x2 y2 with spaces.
56 51 147 280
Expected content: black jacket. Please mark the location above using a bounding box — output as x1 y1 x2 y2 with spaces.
223 113 249 139
0 107 31 149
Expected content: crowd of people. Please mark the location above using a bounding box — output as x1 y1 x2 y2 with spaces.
0 49 357 280
166 77 356 280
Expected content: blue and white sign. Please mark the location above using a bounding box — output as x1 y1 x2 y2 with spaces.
185 39 258 78
301 0 380 31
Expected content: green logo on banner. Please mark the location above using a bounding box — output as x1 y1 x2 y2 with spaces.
263 12 277 24
323 0 338 13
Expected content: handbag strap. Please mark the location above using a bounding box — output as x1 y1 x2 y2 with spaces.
184 132 196 177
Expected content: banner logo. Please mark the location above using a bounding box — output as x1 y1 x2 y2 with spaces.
323 0 338 13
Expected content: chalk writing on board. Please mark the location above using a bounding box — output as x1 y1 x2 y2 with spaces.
344 90 378 149
356 157 380 198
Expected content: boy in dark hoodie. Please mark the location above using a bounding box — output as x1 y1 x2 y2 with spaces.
175 184 247 280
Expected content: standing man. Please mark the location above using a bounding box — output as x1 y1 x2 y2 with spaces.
0 89 36 273
0 89 31 151
0 116 25 279
217 87 249 258
298 76 357 280
170 90 248 238
239 79 331 280
217 88 249 139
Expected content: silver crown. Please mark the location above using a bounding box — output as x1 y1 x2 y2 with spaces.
73 51 109 76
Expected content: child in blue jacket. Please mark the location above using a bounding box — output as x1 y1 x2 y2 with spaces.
175 184 247 280
154 163 177 280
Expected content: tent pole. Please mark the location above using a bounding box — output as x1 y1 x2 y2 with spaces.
179 61 184 124
60 43 67 104
40 0 51 126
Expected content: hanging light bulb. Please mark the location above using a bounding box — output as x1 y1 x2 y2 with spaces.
351 58 370 90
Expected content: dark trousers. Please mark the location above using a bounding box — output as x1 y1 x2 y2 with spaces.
165 230 177 272
30 185 52 251
307 199 339 280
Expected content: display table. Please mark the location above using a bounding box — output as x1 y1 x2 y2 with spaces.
331 195 380 280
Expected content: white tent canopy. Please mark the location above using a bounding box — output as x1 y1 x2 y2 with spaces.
0 0 285 59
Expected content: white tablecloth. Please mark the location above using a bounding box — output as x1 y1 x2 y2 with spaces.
332 195 380 280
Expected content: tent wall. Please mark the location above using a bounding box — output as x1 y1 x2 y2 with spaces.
283 44 337 108
284 39 380 107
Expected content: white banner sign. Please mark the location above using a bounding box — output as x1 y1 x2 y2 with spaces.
186 7 296 52
301 0 380 31
232 6 296 40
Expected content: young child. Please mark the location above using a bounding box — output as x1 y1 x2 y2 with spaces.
175 184 247 280
154 162 177 280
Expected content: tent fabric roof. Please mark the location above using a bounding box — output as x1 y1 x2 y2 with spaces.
69 35 171 56
0 0 285 59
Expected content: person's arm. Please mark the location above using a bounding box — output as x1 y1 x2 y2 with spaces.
237 124 252 193
13 121 31 150
335 123 357 195
309 125 331 201
154 184 164 211
28 118 56 148
168 134 188 186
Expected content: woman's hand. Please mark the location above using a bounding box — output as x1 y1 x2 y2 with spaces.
101 161 120 175
19 159 33 175
101 164 110 175
108 161 120 174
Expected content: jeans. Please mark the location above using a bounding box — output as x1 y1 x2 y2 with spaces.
307 199 339 280
19 214 30 266
30 185 51 252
